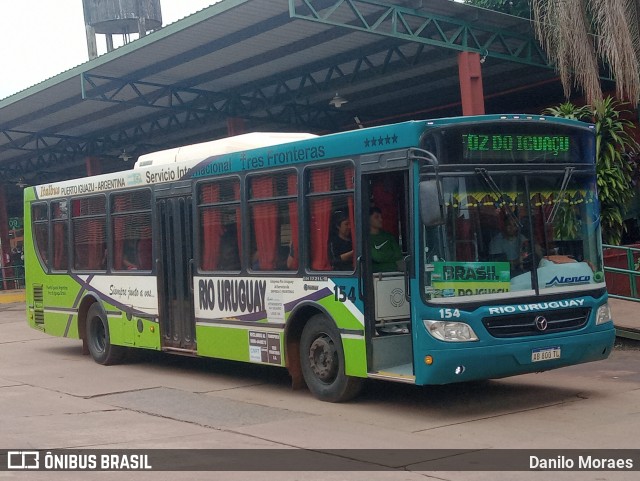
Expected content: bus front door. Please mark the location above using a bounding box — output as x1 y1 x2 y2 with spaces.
361 170 415 380
157 194 196 353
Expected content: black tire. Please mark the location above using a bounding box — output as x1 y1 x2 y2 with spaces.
300 314 363 402
86 303 125 365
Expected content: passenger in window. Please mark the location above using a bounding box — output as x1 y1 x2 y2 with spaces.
122 240 138 270
328 210 353 270
251 250 260 270
100 243 108 270
369 206 403 272
276 244 292 270
218 223 240 270
286 241 297 270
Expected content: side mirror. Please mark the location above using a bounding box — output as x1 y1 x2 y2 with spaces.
419 181 445 226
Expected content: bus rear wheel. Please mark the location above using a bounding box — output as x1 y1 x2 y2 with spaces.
86 303 125 365
300 314 363 402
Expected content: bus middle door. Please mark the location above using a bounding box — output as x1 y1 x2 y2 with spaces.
156 187 196 353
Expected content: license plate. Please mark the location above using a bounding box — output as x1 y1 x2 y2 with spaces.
531 346 561 362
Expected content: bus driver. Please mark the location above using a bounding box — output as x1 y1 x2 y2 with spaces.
489 214 543 274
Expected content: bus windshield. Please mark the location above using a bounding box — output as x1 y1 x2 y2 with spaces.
420 168 604 302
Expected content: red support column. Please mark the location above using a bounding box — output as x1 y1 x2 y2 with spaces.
85 156 102 177
227 117 246 136
457 51 486 116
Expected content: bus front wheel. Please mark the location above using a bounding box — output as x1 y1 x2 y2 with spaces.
86 303 125 365
300 314 363 402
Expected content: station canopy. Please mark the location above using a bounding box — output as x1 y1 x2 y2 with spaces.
0 0 564 212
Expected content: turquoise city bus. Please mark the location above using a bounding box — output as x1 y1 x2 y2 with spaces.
25 115 615 401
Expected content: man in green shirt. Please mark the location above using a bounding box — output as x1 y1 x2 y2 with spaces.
369 206 403 272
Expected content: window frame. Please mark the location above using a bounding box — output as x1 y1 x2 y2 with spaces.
304 160 356 274
30 202 50 272
246 168 298 273
110 188 154 273
196 175 243 273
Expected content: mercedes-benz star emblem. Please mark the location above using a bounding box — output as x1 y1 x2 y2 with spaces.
534 315 548 332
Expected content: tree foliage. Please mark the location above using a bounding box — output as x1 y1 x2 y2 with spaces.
543 99 640 245
467 0 640 107
464 0 531 17
532 0 640 107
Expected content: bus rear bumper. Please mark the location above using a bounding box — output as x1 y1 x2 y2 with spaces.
413 326 616 386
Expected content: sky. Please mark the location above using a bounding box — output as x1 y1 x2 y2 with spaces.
0 0 219 100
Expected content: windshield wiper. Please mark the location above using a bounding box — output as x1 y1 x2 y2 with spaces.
545 166 575 225
475 168 521 228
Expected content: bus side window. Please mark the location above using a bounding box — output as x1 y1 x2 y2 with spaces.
249 171 298 272
199 178 241 272
307 163 355 272
111 190 152 272
71 196 107 271
51 201 68 270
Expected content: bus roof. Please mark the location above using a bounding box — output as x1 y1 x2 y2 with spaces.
134 132 318 169
27 116 594 202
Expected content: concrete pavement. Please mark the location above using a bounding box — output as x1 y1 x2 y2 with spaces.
609 298 640 339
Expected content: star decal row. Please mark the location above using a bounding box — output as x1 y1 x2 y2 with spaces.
363 133 398 148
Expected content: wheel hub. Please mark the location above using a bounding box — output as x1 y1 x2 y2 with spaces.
308 335 338 383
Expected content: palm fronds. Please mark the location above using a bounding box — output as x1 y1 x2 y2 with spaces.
531 0 640 107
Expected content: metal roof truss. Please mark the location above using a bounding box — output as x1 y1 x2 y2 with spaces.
290 0 550 68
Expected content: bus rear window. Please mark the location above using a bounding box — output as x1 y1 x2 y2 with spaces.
31 203 49 267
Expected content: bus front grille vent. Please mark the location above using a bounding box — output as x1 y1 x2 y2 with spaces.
482 308 591 338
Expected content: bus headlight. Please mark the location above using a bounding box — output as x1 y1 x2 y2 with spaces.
595 303 612 325
423 320 479 342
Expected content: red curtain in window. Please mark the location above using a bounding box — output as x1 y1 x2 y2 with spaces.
201 184 222 270
52 223 65 269
252 177 277 270
73 224 86 269
372 178 399 237
344 166 355 267
113 196 127 270
137 218 153 270
35 225 48 264
287 173 299 270
72 201 86 269
233 182 242 259
71 199 105 270
53 204 66 269
86 219 104 270
310 168 331 271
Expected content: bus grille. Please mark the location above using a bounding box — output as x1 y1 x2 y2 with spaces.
482 308 591 338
